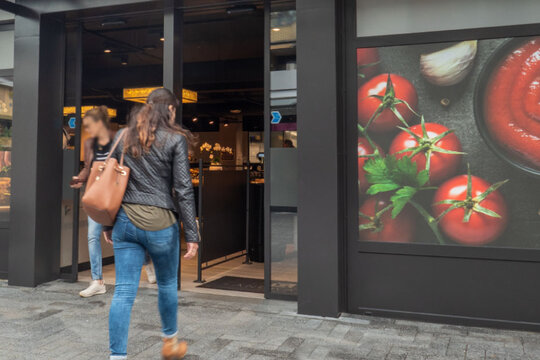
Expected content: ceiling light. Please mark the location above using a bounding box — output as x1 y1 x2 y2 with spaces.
230 109 241 114
209 120 215 125
120 56 128 65
272 28 281 32
160 37 165 42
192 116 198 122
226 5 257 15
224 120 229 127
104 48 112 53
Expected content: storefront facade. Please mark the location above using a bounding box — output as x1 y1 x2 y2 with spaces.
2 0 540 331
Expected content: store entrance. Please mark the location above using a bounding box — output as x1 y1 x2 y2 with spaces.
60 3 269 296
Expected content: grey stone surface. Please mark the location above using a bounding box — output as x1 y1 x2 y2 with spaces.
1 280 540 359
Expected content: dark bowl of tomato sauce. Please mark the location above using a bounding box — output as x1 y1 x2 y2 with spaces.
474 37 540 177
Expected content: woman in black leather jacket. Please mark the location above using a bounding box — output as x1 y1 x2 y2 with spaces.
104 88 199 360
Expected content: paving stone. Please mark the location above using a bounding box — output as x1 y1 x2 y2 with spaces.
1 280 540 360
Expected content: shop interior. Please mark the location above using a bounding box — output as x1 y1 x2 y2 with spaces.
59 1 298 297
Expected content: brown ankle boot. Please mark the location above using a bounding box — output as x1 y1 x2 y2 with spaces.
162 337 188 360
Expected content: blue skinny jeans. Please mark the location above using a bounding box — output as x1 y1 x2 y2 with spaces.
87 216 151 282
109 209 179 358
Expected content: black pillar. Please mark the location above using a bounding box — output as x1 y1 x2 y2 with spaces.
163 0 183 120
163 0 183 288
297 0 344 317
9 14 65 286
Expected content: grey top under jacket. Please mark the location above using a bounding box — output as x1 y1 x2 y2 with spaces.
110 128 199 243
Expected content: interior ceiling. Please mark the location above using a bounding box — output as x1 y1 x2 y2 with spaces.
75 1 279 121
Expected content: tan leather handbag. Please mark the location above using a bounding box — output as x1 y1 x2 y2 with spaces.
82 131 130 226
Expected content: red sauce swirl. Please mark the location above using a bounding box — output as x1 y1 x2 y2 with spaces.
484 38 540 169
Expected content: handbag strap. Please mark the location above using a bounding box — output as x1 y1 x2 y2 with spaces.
105 129 127 166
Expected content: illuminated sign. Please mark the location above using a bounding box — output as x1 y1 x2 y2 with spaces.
63 106 118 118
122 87 198 104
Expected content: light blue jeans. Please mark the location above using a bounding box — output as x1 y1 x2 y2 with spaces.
87 216 103 281
109 209 179 359
88 216 152 282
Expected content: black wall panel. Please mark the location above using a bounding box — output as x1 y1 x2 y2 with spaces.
349 252 540 330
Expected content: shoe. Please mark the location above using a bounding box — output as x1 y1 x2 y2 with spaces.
145 263 157 284
79 280 106 298
162 337 187 360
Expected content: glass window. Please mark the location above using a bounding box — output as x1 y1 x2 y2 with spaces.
356 36 540 249
0 26 13 223
269 3 297 297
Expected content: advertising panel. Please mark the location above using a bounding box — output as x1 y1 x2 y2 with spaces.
357 37 540 248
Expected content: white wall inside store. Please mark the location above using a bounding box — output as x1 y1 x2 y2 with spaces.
356 0 540 37
0 29 13 71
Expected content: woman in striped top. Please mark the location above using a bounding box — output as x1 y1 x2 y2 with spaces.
71 106 115 297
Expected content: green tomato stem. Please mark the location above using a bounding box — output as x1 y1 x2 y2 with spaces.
409 199 446 245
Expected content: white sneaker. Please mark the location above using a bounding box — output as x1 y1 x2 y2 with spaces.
79 280 106 298
145 264 157 284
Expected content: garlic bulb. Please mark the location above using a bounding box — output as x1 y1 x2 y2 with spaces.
420 40 477 86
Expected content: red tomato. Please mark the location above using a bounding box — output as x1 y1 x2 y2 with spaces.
358 138 384 193
357 48 380 80
357 73 418 133
432 175 508 246
359 195 415 243
389 122 463 184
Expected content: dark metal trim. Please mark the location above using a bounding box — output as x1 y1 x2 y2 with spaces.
356 242 540 263
0 0 37 18
0 22 14 31
263 0 271 299
201 251 247 271
244 157 251 264
355 307 540 333
266 292 297 302
70 23 83 283
194 158 204 284
269 206 297 213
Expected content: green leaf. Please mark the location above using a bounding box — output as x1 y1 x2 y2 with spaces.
473 204 502 218
390 107 409 128
417 169 430 187
430 145 465 155
384 73 395 98
396 126 423 142
393 156 419 186
366 183 401 195
473 179 509 203
390 186 417 218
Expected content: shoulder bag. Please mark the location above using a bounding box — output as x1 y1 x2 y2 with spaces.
82 130 130 226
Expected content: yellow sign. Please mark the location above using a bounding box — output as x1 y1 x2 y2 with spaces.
123 87 197 104
63 106 117 118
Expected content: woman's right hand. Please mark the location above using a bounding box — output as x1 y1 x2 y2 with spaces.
70 176 83 189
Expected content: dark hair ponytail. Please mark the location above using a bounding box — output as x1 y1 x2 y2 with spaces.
84 105 110 129
125 88 196 157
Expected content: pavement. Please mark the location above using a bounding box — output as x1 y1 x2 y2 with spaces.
1 280 540 359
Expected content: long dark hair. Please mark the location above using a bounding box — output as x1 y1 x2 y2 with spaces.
124 88 195 157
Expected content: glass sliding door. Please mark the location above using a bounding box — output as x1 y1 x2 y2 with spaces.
265 0 297 299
